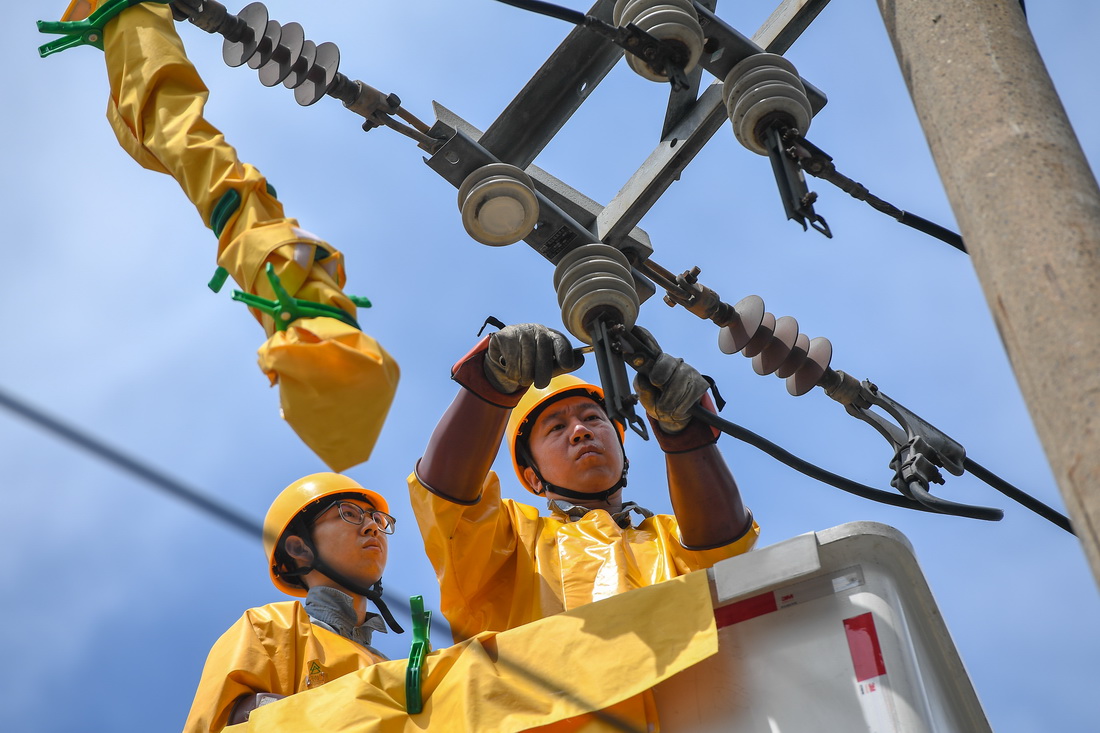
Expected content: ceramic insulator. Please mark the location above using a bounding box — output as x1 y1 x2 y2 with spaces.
554 244 640 344
722 52 812 155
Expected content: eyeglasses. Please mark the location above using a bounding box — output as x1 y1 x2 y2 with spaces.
312 500 396 534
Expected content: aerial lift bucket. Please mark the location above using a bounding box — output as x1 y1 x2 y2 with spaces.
654 521 991 732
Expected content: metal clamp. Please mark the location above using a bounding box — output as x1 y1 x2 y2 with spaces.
844 381 1002 520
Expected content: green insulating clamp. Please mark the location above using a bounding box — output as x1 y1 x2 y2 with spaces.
348 295 372 309
37 0 170 57
405 595 431 715
266 182 277 199
230 263 362 331
210 189 242 239
208 267 230 293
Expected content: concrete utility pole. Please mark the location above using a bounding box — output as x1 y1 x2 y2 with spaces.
876 0 1100 586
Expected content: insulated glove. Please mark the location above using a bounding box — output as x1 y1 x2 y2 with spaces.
632 326 710 434
484 323 581 393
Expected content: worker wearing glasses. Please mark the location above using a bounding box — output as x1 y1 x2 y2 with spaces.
183 472 403 732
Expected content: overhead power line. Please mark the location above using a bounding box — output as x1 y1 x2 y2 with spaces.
0 384 641 730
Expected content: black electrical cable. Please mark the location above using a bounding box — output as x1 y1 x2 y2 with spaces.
0 386 265 538
690 402 1072 531
0 385 450 632
0 385 642 731
492 0 585 24
965 457 1073 534
687 404 943 514
888 446 1003 521
903 478 1003 522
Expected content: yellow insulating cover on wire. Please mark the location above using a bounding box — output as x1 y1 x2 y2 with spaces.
239 570 717 732
215 218 353 335
258 317 399 472
103 4 399 469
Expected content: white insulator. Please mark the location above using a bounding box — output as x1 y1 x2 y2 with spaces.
722 53 812 155
457 163 540 246
554 244 640 344
613 0 704 82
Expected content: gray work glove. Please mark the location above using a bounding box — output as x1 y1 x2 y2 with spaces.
484 323 581 394
632 327 710 433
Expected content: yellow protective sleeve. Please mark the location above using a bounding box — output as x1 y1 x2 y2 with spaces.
238 570 718 732
408 470 759 643
183 601 388 733
101 4 399 470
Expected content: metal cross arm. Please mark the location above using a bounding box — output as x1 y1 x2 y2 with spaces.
37 0 171 57
493 0 693 90
425 124 627 265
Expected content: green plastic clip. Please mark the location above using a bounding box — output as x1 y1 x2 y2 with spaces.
231 263 362 332
208 267 230 293
405 595 431 715
37 0 170 57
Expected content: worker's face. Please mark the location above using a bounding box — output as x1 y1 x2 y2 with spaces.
524 395 624 495
309 498 389 588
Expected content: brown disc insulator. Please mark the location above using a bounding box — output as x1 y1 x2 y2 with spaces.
752 315 799 375
786 336 833 396
776 332 810 379
740 311 776 359
717 295 765 354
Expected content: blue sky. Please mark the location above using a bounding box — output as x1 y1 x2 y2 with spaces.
3 1 1097 730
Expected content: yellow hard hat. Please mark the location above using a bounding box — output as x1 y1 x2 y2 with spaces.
263 472 389 596
506 374 625 493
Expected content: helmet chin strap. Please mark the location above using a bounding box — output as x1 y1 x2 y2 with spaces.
530 454 630 503
287 544 405 634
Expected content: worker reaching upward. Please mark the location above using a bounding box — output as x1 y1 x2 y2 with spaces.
184 472 402 731
410 321 760 633
49 0 399 471
409 322 758 730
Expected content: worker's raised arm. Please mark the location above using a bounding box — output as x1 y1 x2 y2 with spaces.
633 329 753 548
416 324 582 502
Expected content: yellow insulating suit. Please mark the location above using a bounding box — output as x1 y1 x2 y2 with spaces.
102 4 399 471
233 571 718 732
407 470 759 730
183 601 387 733
409 470 758 639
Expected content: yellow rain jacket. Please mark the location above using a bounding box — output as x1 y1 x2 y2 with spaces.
407 469 758 731
184 601 387 733
101 4 398 470
222 571 718 732
409 470 758 640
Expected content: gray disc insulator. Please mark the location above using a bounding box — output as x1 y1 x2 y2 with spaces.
722 53 812 155
283 39 316 90
246 19 282 70
258 21 304 86
457 164 540 246
222 1 267 68
554 244 640 344
613 0 704 82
